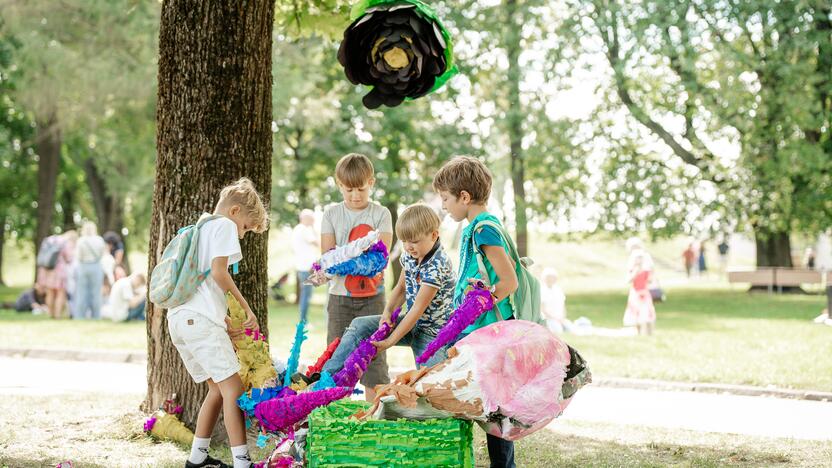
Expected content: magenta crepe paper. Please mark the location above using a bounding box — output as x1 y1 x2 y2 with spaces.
415 287 494 364
143 416 157 432
254 386 352 433
333 307 402 388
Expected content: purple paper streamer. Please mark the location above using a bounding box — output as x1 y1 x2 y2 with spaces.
415 287 494 364
143 416 157 432
254 386 352 433
333 307 401 388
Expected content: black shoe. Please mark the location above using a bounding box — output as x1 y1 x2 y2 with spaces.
290 371 320 386
185 455 230 468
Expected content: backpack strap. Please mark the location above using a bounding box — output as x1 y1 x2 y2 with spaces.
470 219 520 320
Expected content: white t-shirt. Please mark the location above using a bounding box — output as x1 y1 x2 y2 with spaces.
109 277 135 322
169 216 242 326
320 201 392 296
291 224 318 271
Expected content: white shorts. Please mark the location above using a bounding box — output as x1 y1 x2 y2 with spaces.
168 310 240 383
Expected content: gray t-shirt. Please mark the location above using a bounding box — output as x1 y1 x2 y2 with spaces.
321 201 393 296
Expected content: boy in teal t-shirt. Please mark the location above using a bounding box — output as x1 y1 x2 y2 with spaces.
433 155 519 468
456 212 514 333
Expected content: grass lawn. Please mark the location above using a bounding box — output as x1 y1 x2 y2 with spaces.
2 284 828 391
0 392 827 468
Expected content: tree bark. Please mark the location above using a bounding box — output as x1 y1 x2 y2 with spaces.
144 0 275 433
754 228 793 268
0 215 6 286
386 200 401 283
34 112 61 280
84 158 125 234
505 0 528 257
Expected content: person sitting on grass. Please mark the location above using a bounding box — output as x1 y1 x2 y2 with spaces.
315 203 456 381
107 273 148 322
2 283 47 314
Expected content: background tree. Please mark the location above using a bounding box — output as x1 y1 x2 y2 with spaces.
565 0 832 265
144 1 275 431
0 30 36 285
0 1 159 274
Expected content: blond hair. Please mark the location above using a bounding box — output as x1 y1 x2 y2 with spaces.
432 155 492 204
335 153 375 188
396 204 441 242
217 177 269 233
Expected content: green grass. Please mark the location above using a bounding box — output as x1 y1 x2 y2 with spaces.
0 393 827 467
564 289 830 391
2 284 828 391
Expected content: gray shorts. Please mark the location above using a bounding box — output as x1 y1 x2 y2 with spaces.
326 293 388 387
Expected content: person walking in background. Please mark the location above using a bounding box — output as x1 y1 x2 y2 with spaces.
698 240 708 275
682 242 696 278
292 209 319 323
37 230 78 319
624 237 655 335
804 247 816 269
75 222 107 319
103 231 127 280
717 237 730 274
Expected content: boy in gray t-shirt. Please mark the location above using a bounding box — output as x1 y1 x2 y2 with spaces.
320 153 393 400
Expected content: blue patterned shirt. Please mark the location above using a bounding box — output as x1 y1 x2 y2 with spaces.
400 241 456 336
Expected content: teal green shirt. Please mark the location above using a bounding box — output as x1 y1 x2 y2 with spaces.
454 212 513 334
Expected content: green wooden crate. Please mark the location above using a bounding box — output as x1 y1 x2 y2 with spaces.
306 400 474 467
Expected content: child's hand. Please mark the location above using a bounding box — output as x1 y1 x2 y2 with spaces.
378 310 393 327
242 307 259 331
224 316 245 343
371 338 394 353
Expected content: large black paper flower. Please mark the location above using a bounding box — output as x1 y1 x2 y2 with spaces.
337 0 455 109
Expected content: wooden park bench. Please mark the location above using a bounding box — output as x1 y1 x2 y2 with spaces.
727 268 830 293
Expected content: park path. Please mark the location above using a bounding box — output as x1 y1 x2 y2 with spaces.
2 356 830 441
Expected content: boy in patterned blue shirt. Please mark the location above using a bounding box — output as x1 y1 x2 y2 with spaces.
321 204 456 375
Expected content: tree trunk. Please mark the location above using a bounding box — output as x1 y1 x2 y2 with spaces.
84 158 125 233
60 187 75 231
0 215 6 286
386 200 401 284
144 0 275 433
34 112 61 280
754 228 793 268
505 0 528 257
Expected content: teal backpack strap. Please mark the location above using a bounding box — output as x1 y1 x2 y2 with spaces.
471 219 517 320
232 262 239 275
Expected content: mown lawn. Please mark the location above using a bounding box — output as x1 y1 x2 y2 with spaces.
0 393 827 468
2 284 828 391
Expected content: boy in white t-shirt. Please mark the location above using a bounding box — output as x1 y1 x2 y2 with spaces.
166 178 269 468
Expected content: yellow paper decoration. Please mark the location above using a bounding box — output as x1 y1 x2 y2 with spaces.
227 294 277 390
150 410 194 446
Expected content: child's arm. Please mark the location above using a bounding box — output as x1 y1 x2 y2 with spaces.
212 256 258 338
321 233 336 253
373 280 439 352
379 232 393 252
379 270 407 326
482 245 519 316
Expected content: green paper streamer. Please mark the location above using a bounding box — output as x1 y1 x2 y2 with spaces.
307 400 473 467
